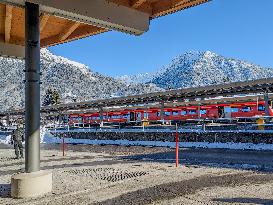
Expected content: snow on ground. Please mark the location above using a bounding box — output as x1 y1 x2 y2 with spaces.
43 137 273 151
2 128 273 151
0 134 11 144
41 129 273 151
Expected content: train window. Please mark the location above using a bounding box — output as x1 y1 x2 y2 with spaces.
144 112 148 118
157 112 160 117
200 109 206 115
231 107 239 112
123 114 129 119
258 105 265 111
137 113 141 118
189 110 196 115
164 111 171 116
242 106 251 112
172 111 179 116
224 107 231 113
181 110 187 116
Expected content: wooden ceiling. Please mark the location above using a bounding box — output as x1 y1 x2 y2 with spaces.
0 0 209 47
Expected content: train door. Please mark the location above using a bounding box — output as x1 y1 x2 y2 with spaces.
130 112 135 122
224 106 231 118
218 106 224 118
136 112 142 121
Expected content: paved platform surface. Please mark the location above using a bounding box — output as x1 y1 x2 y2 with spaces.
1 143 273 204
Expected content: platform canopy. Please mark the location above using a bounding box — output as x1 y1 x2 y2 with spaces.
0 0 209 58
0 0 213 197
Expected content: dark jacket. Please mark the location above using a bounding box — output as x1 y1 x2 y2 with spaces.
12 127 24 142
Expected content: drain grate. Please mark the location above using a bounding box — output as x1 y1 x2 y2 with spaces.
64 168 147 182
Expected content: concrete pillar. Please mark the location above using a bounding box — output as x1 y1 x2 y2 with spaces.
198 104 201 119
160 101 164 124
11 2 52 199
6 114 10 126
24 2 40 173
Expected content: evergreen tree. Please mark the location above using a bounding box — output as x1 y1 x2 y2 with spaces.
43 88 60 106
52 90 60 105
43 88 53 106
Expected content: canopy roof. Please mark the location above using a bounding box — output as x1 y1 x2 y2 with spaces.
0 0 209 48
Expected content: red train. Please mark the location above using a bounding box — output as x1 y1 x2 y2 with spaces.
68 100 273 126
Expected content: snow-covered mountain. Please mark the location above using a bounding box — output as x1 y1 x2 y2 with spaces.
119 51 273 90
1 50 273 112
0 49 161 112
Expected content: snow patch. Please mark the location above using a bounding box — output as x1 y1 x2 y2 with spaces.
41 135 273 151
0 134 11 144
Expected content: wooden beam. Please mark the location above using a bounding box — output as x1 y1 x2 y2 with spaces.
41 26 106 47
59 22 81 41
5 5 13 43
0 42 25 59
152 0 209 18
40 14 50 32
131 0 147 8
27 0 150 35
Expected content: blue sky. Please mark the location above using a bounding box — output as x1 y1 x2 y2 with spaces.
49 0 273 77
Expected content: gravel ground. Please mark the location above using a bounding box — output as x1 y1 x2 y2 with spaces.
1 143 273 205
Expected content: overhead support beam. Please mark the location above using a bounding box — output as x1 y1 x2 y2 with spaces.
5 5 13 43
131 0 147 8
59 22 81 41
0 42 25 58
41 26 106 47
40 13 49 32
4 0 150 35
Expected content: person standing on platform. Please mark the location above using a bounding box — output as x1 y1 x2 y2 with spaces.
11 123 24 159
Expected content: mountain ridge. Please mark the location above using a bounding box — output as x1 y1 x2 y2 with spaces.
0 49 162 112
0 50 272 112
118 51 273 89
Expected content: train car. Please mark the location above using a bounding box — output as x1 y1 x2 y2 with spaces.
68 100 273 126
